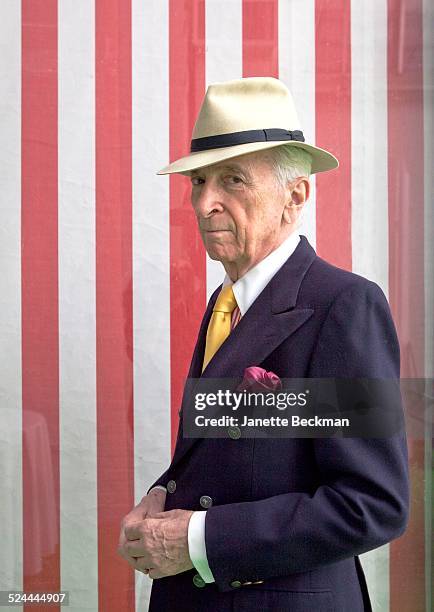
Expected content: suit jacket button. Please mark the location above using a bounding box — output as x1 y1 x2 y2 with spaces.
230 580 242 588
200 495 213 508
167 480 176 493
193 573 206 588
228 426 241 439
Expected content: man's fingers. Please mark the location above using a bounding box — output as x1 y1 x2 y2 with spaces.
124 522 143 540
117 534 128 560
117 532 143 569
118 546 139 569
125 540 147 557
148 568 164 580
134 557 152 573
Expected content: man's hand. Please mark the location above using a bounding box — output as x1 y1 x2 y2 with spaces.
123 509 195 579
118 489 167 575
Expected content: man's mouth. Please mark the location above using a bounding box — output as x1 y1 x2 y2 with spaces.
205 229 230 233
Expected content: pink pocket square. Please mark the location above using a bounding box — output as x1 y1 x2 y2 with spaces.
237 366 282 392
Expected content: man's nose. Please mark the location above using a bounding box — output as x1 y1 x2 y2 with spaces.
193 181 223 218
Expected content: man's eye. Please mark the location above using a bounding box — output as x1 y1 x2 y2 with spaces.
191 177 204 185
225 175 243 184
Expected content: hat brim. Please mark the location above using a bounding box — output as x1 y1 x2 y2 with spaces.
157 140 338 176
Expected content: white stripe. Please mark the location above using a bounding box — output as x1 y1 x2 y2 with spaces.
350 0 389 295
0 0 22 600
58 3 98 610
351 2 390 610
132 1 170 609
278 0 317 249
423 0 433 610
205 0 242 302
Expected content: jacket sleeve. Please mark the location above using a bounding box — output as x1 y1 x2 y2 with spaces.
204 280 410 593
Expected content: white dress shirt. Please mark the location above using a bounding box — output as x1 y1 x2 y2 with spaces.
151 230 301 582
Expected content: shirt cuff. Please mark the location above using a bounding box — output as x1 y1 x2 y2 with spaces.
187 511 215 583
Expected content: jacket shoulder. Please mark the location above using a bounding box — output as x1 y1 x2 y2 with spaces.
303 253 388 309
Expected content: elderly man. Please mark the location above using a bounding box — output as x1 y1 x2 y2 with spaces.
118 78 409 612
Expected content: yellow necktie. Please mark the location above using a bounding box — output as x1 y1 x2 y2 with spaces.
202 285 238 372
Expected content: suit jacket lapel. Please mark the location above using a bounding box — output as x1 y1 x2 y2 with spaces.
172 235 317 466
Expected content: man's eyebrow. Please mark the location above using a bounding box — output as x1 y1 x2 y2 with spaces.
219 164 248 174
191 164 249 176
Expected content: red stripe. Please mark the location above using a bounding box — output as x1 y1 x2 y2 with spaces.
243 0 279 77
315 0 352 270
387 1 425 609
95 2 134 610
169 0 206 454
21 2 60 610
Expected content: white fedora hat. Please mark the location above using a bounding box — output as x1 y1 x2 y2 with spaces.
157 77 338 175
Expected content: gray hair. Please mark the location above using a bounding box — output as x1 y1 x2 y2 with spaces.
266 145 312 188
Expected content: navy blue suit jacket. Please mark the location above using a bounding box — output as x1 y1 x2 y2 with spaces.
147 235 409 612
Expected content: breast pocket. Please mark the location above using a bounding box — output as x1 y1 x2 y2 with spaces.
233 588 334 612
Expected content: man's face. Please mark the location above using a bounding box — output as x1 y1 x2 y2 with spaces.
190 151 293 272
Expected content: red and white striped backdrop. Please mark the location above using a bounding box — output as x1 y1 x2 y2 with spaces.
0 1 432 611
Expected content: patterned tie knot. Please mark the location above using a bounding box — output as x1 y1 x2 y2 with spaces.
213 285 237 313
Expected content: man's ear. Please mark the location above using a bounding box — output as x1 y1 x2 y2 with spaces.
282 177 309 224
291 177 310 205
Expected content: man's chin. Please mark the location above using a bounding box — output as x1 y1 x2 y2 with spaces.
202 237 238 263
205 249 233 263
206 251 226 262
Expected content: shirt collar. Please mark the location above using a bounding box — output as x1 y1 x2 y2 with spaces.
222 231 301 316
